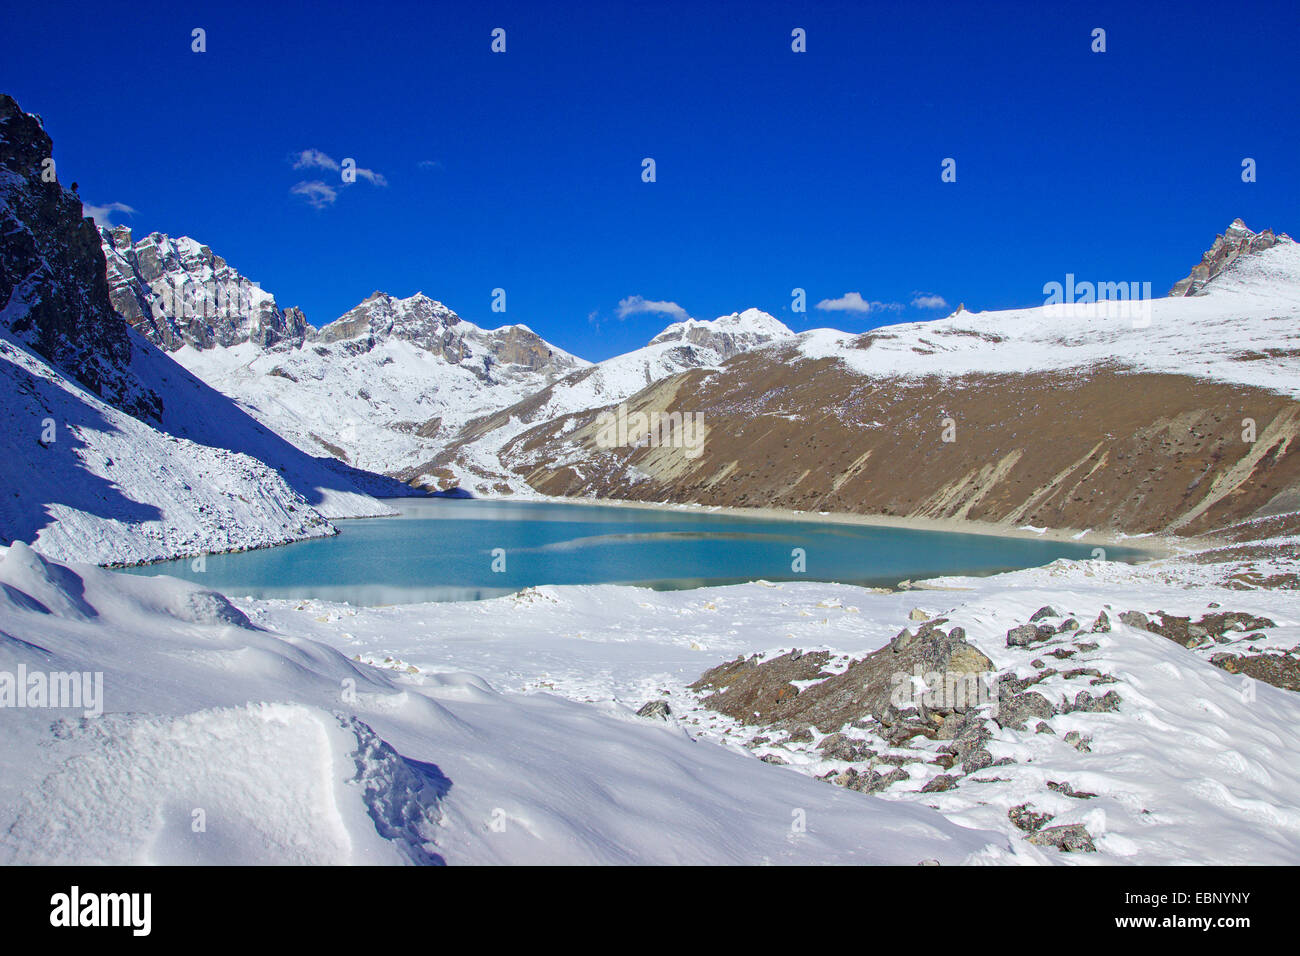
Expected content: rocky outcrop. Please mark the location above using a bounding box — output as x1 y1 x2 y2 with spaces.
101 226 310 351
316 291 584 383
1169 219 1293 296
0 94 160 420
690 621 995 737
647 309 794 361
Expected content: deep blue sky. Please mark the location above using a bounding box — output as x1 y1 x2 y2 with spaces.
7 0 1297 360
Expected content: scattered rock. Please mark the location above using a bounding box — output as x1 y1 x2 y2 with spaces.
635 700 672 720
1210 652 1300 692
1047 780 1098 799
1008 803 1052 832
909 608 929 622
1090 611 1111 633
1063 689 1122 714
1063 730 1093 752
692 624 994 736
831 766 910 794
1030 606 1058 622
920 774 957 793
1118 610 1148 629
1008 623 1053 647
995 691 1056 731
1026 823 1097 852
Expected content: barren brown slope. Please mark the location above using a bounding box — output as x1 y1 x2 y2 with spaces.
496 349 1300 538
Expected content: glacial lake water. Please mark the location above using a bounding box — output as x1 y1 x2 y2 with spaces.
117 498 1148 605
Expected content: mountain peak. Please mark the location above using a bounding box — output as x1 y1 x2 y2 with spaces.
1169 219 1293 296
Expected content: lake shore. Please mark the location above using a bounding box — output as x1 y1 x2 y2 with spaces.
528 494 1182 560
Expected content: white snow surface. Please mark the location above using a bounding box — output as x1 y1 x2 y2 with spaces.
237 551 1300 866
0 542 1007 865
793 237 1300 397
0 335 343 566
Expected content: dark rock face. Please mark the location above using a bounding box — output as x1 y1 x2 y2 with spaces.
0 94 160 420
101 226 310 351
1169 219 1293 296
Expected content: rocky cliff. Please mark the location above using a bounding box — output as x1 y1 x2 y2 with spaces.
0 94 160 420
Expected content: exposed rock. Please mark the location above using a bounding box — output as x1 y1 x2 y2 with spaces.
1007 623 1052 647
1090 610 1111 633
0 94 161 420
1008 803 1052 832
1063 730 1093 752
1210 653 1300 692
1029 606 1058 622
101 226 310 352
691 625 994 735
1169 219 1292 296
635 699 672 720
1119 610 1149 629
920 774 957 793
1063 690 1123 714
1026 823 1097 852
995 691 1056 731
1047 780 1098 799
830 766 910 794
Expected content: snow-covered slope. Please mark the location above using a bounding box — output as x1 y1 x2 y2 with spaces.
167 291 588 474
0 334 336 565
795 225 1300 396
0 542 1007 865
411 308 795 492
0 92 398 565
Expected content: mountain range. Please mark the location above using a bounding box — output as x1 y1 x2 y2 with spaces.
4 88 1298 564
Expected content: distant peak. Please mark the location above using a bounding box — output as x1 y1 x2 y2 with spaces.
1169 219 1292 296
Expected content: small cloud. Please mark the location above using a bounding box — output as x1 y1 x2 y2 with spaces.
82 201 136 228
291 180 338 209
292 148 386 187
292 148 340 172
616 295 691 322
418 159 443 171
814 292 902 314
911 293 949 309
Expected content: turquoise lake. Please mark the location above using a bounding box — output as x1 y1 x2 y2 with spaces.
116 498 1147 605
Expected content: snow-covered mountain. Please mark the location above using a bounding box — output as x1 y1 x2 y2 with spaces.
497 222 1300 538
97 226 592 473
168 291 588 473
0 93 399 565
404 308 795 492
96 225 795 486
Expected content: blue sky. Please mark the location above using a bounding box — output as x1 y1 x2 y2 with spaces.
7 0 1297 360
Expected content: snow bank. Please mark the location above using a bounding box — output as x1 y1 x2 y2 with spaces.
0 544 1006 865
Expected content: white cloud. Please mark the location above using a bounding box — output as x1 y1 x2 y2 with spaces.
292 149 340 172
290 180 338 209
911 293 949 309
82 201 136 228
418 159 443 171
291 149 387 188
616 295 691 322
814 292 902 314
